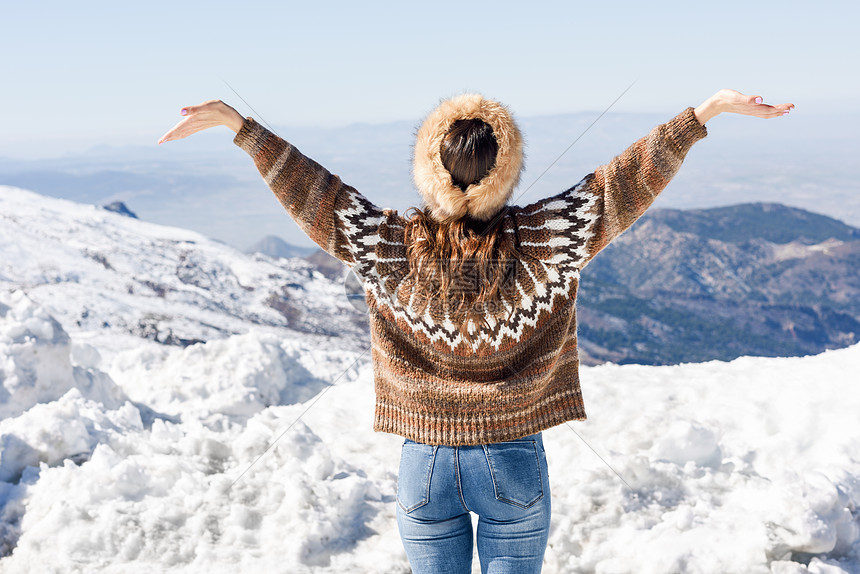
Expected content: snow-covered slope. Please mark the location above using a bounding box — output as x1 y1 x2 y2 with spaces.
0 185 367 360
1 187 859 573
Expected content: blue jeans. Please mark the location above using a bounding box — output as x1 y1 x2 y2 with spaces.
396 433 551 574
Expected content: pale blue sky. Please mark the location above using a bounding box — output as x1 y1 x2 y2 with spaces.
2 0 857 158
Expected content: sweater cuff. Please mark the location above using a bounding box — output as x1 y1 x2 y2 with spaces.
668 107 708 151
232 117 269 156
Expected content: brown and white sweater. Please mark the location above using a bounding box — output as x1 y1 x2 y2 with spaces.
233 107 708 446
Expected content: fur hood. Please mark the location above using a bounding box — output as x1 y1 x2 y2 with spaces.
413 94 524 222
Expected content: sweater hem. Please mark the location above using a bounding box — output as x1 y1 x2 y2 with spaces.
373 394 587 446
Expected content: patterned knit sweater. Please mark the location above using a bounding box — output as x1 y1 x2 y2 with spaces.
233 107 708 446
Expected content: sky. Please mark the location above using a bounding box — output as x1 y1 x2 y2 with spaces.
2 0 858 158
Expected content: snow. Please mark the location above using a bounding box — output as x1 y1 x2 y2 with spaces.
0 185 367 362
1 186 859 573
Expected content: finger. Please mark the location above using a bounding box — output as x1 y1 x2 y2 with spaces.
754 104 794 119
181 99 222 117
158 128 178 145
175 103 202 118
752 98 794 116
757 106 784 118
158 126 177 145
761 103 795 117
158 106 196 143
158 117 193 144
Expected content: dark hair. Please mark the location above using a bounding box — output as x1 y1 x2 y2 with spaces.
440 119 498 191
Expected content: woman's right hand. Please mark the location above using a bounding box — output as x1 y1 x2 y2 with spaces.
694 89 794 125
157 99 245 145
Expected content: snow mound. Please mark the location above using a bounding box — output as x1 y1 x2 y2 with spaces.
110 330 333 423
542 349 860 574
1 415 381 573
1 290 126 419
0 296 383 572
0 388 142 482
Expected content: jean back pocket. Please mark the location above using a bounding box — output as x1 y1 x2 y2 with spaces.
396 441 437 513
483 440 544 508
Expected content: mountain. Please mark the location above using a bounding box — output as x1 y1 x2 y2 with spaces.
245 236 364 282
643 203 860 244
577 203 860 365
103 201 138 219
245 235 319 259
0 186 368 359
304 249 350 282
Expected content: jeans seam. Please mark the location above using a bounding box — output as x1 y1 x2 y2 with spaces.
454 446 471 513
533 442 545 507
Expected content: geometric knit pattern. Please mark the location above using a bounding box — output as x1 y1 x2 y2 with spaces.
234 107 708 446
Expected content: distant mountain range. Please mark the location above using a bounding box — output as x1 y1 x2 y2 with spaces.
576 203 860 364
245 235 318 259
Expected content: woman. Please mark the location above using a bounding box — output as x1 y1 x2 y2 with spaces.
159 89 793 573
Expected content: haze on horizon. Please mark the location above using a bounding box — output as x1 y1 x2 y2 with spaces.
2 0 857 159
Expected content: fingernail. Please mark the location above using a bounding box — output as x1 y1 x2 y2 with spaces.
180 109 187 116
783 111 789 115
755 97 762 104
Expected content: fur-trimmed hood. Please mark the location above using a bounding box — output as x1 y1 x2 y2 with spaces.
413 94 524 222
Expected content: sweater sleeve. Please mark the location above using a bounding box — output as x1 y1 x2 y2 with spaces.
233 117 389 268
513 107 707 268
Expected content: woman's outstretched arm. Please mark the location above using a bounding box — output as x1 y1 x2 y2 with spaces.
513 89 793 268
583 90 794 259
158 100 393 270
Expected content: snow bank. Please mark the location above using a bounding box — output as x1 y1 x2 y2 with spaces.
540 348 860 574
2 414 383 574
110 331 332 422
0 293 133 476
1 296 390 573
0 388 142 483
1 290 127 419
2 294 860 574
1 290 77 418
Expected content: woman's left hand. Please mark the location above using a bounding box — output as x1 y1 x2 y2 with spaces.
694 89 795 125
